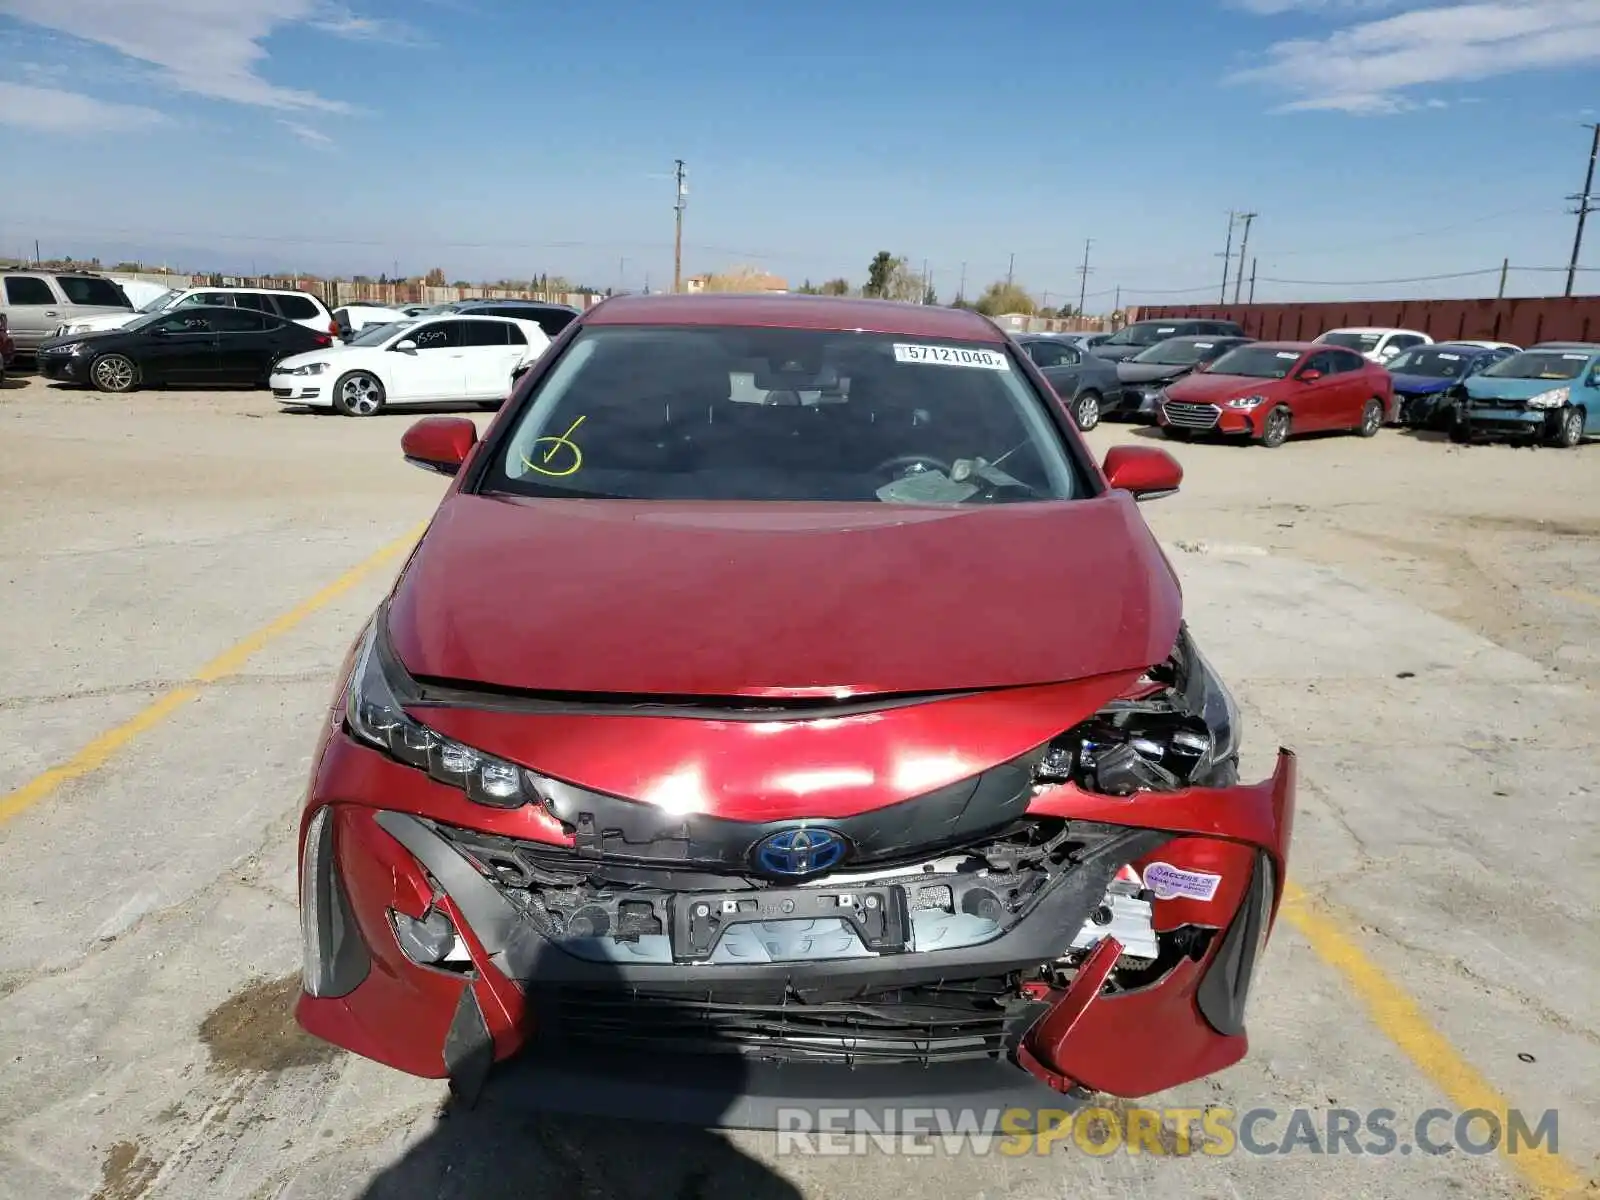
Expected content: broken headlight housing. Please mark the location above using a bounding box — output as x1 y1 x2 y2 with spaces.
1037 624 1240 795
345 621 537 808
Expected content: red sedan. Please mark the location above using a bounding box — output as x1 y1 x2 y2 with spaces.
1158 341 1394 447
295 294 1295 1122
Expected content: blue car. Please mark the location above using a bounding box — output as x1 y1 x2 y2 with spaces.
1390 343 1515 429
1451 342 1600 448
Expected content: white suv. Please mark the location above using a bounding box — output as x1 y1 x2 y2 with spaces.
55 286 333 338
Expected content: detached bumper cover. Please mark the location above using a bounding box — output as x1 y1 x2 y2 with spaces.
297 722 1294 1118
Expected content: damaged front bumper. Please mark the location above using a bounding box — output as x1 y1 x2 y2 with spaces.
296 722 1295 1124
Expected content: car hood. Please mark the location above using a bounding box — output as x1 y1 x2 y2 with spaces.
1390 373 1456 394
1116 361 1190 385
1463 376 1574 401
274 346 360 371
387 492 1182 697
1163 372 1285 402
57 313 138 334
1089 344 1148 361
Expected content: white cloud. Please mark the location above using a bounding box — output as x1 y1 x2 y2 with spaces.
0 80 167 131
279 119 334 146
1230 0 1600 114
1232 0 1398 13
0 0 416 114
308 4 426 44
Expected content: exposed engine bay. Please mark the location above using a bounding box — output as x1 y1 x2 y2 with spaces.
433 816 1203 979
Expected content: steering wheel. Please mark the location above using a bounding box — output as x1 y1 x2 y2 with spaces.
875 453 954 479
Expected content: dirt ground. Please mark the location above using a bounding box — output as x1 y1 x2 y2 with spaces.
1 373 1597 1200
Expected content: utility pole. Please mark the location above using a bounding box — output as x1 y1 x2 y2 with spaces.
1218 211 1235 302
958 261 967 299
1498 257 1510 299
921 258 929 303
672 158 687 294
1565 123 1599 298
1232 213 1258 305
34 239 41 266
1006 253 1015 286
1248 258 1258 304
1076 238 1094 317
1113 284 1121 316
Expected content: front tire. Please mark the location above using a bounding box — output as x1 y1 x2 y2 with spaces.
1550 406 1584 449
1073 390 1102 431
89 353 138 394
1260 407 1291 448
332 370 385 417
1356 398 1384 438
1448 420 1473 444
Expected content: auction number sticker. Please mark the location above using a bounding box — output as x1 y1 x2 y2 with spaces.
894 343 1010 370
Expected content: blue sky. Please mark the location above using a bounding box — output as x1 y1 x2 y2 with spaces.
0 0 1596 308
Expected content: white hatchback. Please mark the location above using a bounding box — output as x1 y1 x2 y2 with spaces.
270 314 550 415
1313 326 1433 363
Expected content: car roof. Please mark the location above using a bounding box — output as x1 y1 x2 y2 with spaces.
455 298 581 312
583 293 1005 342
1529 341 1600 350
1321 326 1423 334
1246 341 1320 353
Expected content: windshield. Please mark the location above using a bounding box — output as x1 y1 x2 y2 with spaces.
1318 331 1382 353
1481 350 1593 381
1102 322 1183 348
349 318 417 347
136 290 178 314
1386 347 1475 378
1131 337 1226 366
1208 346 1304 379
484 326 1084 504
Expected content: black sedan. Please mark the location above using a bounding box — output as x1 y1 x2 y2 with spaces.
35 306 335 393
1012 333 1123 430
1111 335 1255 422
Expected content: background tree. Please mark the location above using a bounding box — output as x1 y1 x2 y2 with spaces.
699 264 772 292
820 278 852 296
974 280 1036 317
864 251 898 298
923 282 938 306
423 267 446 286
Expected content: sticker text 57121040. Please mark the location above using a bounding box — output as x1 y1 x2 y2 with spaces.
893 344 1010 371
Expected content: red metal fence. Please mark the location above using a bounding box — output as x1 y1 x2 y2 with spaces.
1130 297 1600 347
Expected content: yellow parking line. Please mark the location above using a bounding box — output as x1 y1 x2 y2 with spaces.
0 522 426 828
1281 882 1585 1198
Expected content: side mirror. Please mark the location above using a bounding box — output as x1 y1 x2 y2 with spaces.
1297 369 1322 383
401 416 478 476
149 326 169 337
1103 445 1182 502
393 338 418 353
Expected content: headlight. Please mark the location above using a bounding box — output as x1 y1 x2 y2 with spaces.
279 362 329 377
1525 386 1570 410
345 621 535 808
1226 395 1267 409
1035 625 1241 795
51 342 85 356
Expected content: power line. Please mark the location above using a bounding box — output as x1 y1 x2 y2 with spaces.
1217 210 1236 303
1232 212 1258 305
1076 238 1094 315
1254 204 1556 259
672 158 687 294
1257 267 1503 286
1565 123 1599 297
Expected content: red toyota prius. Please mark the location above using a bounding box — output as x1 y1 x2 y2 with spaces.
295 294 1295 1124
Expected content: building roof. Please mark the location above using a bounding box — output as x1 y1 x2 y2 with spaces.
584 293 1005 341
